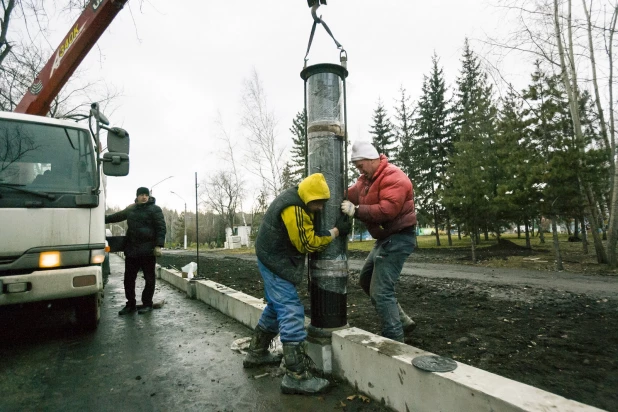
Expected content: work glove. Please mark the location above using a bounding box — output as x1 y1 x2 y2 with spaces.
341 200 357 217
334 215 352 238
154 246 162 257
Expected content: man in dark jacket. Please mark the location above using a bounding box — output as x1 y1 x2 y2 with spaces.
341 141 417 342
244 173 351 395
106 187 166 315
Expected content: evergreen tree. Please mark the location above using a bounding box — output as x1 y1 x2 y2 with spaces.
288 110 306 184
369 99 397 159
280 162 296 190
393 86 415 175
442 39 498 253
494 84 539 242
411 54 452 245
522 62 581 235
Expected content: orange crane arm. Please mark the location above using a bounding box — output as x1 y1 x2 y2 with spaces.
15 0 128 115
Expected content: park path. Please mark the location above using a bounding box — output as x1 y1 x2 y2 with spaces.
167 250 618 299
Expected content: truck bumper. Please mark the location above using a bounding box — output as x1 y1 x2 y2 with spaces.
0 266 102 306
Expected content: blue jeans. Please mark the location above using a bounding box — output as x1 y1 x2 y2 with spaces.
359 231 415 341
256 259 307 343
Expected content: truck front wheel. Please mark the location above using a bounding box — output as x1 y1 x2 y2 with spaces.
75 293 101 331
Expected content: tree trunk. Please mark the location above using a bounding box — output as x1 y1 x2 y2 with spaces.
432 204 441 246
606 5 618 267
470 225 477 262
584 186 608 263
525 220 531 249
552 215 564 271
517 222 521 238
609 177 618 263
539 217 546 244
554 0 608 264
566 218 572 236
447 216 453 246
581 217 589 255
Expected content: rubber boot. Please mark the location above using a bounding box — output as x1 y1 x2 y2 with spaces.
398 303 416 334
280 342 330 395
242 325 283 368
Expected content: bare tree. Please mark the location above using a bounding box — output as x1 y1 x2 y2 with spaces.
486 0 616 265
215 111 247 225
1 1 126 115
201 170 241 233
553 0 608 263
240 68 285 200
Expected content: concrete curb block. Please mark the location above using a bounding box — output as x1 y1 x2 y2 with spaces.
157 265 604 412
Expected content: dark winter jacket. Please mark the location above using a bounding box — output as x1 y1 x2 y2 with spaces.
105 197 166 257
255 173 333 285
348 155 416 240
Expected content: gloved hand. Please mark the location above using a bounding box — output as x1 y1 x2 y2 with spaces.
154 246 162 257
334 215 352 238
341 200 356 217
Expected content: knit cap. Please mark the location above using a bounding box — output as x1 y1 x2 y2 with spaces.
350 141 379 161
136 187 150 196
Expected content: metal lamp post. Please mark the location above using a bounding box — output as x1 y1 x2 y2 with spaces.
170 191 187 250
301 58 349 331
150 175 173 195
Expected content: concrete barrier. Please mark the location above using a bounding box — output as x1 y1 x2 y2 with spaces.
157 265 604 412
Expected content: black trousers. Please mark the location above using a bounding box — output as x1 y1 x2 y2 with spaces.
124 255 156 307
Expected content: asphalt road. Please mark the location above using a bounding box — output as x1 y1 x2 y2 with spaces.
0 255 386 412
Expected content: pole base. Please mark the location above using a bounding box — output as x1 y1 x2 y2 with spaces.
306 323 350 374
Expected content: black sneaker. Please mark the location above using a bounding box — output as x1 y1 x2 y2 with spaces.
138 306 153 314
118 305 137 315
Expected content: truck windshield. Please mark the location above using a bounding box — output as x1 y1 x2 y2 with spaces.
0 118 96 193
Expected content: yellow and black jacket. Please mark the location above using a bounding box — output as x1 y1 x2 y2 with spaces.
255 173 333 285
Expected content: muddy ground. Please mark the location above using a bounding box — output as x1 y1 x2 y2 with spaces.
158 244 618 412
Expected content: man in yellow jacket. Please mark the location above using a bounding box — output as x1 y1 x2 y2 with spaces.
244 173 351 395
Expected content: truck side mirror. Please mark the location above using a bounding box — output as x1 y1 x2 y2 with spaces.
102 153 130 176
107 127 130 154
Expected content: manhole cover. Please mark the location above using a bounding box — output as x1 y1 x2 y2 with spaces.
412 355 458 372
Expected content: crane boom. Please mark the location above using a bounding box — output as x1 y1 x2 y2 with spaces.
15 0 128 116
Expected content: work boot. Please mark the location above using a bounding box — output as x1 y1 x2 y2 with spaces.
118 305 137 316
138 306 153 314
243 325 283 368
398 303 416 334
280 342 330 395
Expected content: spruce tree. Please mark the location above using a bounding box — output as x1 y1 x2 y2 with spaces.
411 54 452 245
288 110 306 184
369 99 396 159
522 62 581 240
393 86 415 176
494 84 539 244
443 39 498 255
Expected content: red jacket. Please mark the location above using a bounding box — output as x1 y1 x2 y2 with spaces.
348 155 417 239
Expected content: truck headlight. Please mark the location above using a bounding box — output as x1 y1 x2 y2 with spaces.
90 249 106 264
39 251 61 268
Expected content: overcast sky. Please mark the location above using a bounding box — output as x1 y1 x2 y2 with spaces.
42 0 519 213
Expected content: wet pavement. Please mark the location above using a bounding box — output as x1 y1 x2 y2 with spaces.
0 254 387 412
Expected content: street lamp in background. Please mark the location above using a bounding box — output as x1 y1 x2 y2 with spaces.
150 175 174 195
170 191 187 250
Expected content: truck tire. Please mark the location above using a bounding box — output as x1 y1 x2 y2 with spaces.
75 293 100 331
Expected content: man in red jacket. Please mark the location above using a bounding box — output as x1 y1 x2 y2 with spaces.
341 141 417 342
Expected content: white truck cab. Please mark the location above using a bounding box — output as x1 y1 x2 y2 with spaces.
0 105 129 330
